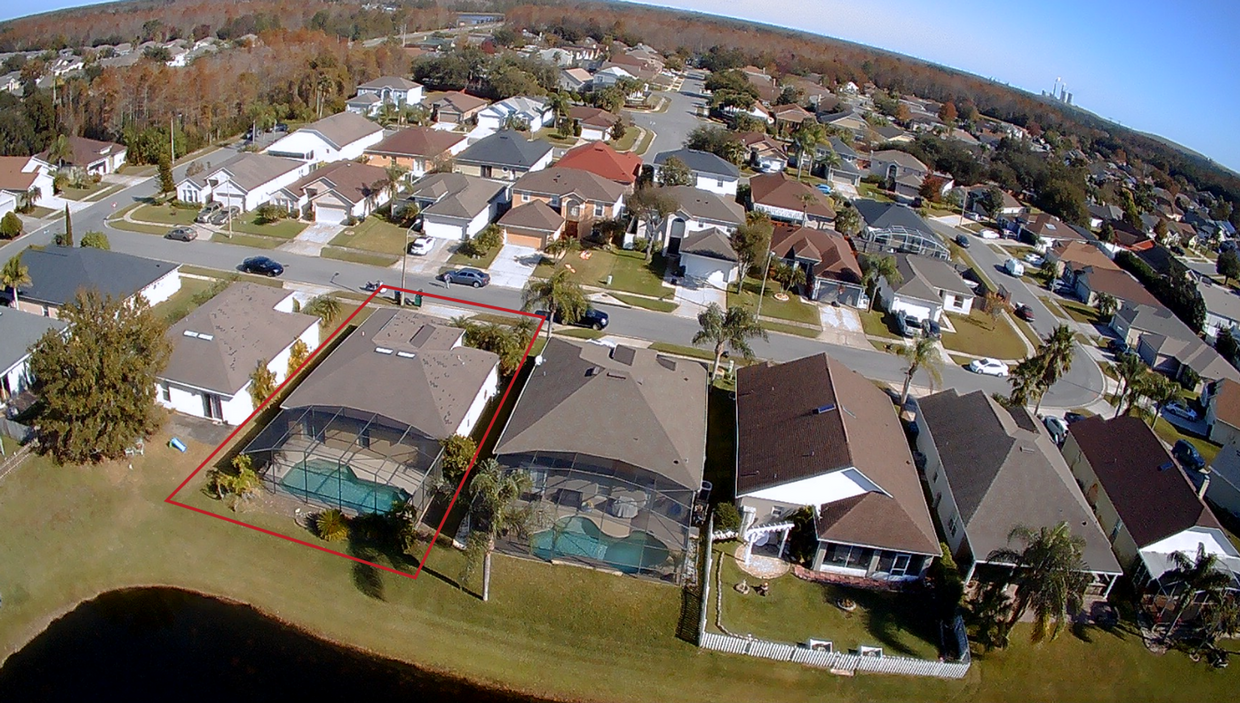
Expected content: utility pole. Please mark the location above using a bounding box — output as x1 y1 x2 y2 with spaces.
755 251 775 319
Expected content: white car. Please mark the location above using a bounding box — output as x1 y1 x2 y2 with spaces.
1165 401 1200 422
1024 253 1045 266
968 358 1010 377
979 229 1000 240
407 237 434 256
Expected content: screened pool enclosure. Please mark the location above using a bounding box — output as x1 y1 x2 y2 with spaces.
241 406 444 515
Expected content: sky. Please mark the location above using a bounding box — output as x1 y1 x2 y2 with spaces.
3 0 1239 171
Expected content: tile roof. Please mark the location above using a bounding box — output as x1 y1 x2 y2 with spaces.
917 389 1121 574
749 172 836 219
456 130 553 170
1068 415 1221 549
554 141 641 185
769 224 861 285
737 354 939 555
5 246 177 307
494 338 707 489
163 283 318 395
365 127 465 158
281 308 499 439
512 167 627 204
652 148 739 179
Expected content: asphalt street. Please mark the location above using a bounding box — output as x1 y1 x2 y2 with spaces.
630 72 708 160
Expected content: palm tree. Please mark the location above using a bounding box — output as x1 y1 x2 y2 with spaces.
47 133 74 169
988 522 1091 643
860 254 901 311
892 336 942 405
1 254 32 308
383 162 409 201
462 458 533 602
1163 544 1234 638
389 495 420 555
692 303 768 378
304 294 342 327
1095 293 1118 320
1114 352 1148 418
543 235 581 263
522 269 587 345
315 508 350 542
791 120 826 180
18 186 40 212
1008 354 1047 407
797 191 818 225
1142 373 1183 428
1034 325 1075 414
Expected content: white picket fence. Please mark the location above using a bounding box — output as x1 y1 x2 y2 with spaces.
699 631 971 679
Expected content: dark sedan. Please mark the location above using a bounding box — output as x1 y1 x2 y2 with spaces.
536 306 609 330
439 268 490 288
241 256 284 277
1015 304 1035 322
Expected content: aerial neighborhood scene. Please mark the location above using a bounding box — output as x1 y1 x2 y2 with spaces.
0 0 1238 700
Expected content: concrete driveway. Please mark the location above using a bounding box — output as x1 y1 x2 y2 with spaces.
278 222 343 256
487 243 542 289
671 276 726 319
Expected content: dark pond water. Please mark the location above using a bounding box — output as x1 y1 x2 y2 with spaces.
0 588 543 701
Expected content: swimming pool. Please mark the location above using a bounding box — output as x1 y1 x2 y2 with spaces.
279 458 409 515
530 516 672 574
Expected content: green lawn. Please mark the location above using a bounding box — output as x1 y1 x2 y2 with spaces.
107 219 171 235
177 265 284 288
321 246 400 267
535 247 673 299
330 217 410 256
1039 296 1070 320
553 327 606 340
131 203 198 226
858 309 901 339
25 206 56 219
610 127 641 152
447 244 502 270
531 127 579 147
1060 300 1103 325
610 292 678 313
212 232 284 250
762 320 820 338
58 181 110 201
1143 412 1222 466
711 546 940 659
727 278 820 327
151 277 221 324
941 310 1030 360
857 182 893 203
227 213 307 239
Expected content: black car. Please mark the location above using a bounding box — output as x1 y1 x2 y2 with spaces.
954 234 970 248
1173 439 1205 472
921 318 941 339
439 267 490 288
241 256 284 277
1015 304 1034 322
1107 337 1129 355
536 306 609 330
165 226 197 242
1064 411 1088 425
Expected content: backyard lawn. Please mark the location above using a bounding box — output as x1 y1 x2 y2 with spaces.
329 217 410 256
941 310 1030 360
727 278 821 327
535 247 673 299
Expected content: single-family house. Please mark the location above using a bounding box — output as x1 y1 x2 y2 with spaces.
554 141 641 186
496 201 565 249
490 338 707 582
36 135 127 175
1088 202 1124 230
875 253 974 324
915 389 1122 590
654 186 746 256
738 65 779 104
1020 212 1086 248
454 130 554 181
1197 279 1240 342
651 148 739 196
566 106 619 142
591 64 638 89
869 150 929 185
852 199 950 260
677 227 739 289
476 96 554 133
511 167 627 240
736 131 788 173
748 172 835 228
364 127 468 179
818 109 869 139
1112 303 1240 388
1064 415 1239 598
242 309 500 515
0 155 55 202
430 91 490 125
404 172 509 242
769 224 865 306
271 160 391 224
175 153 312 212
1074 266 1159 309
771 103 815 134
0 308 67 411
1046 240 1116 281
558 67 593 92
0 191 16 220
736 354 940 583
1 246 181 319
1205 379 1240 447
873 124 913 145
157 283 320 426
346 76 424 116
264 111 384 164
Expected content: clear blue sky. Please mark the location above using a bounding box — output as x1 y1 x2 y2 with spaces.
4 0 1239 171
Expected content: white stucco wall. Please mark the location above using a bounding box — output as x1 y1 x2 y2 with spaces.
138 269 183 307
680 253 738 289
453 364 500 436
692 173 738 196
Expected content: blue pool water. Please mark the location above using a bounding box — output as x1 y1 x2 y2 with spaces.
530 516 672 574
279 458 409 514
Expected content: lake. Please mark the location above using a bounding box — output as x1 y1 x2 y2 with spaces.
0 587 543 701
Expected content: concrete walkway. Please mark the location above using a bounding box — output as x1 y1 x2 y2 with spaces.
278 222 343 256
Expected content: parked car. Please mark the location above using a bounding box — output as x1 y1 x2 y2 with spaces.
273 123 289 132
1173 439 1206 472
209 206 241 225
1023 252 1045 267
922 318 941 339
815 183 832 195
165 226 197 242
979 229 1000 240
407 237 433 255
1014 304 1034 322
439 267 490 288
194 202 222 223
1064 411 1088 424
240 256 284 277
1042 415 1068 444
1004 258 1025 276
1106 337 1129 355
955 234 970 248
1165 401 1200 422
968 358 1010 377
896 312 921 338
536 306 610 330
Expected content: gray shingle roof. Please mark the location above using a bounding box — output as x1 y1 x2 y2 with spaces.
407 173 508 220
358 76 422 91
512 167 627 204
456 130 553 170
679 227 737 262
0 308 66 374
652 148 739 179
665 186 745 226
5 246 178 308
162 283 318 395
890 253 973 300
181 153 305 192
293 111 383 150
853 200 934 236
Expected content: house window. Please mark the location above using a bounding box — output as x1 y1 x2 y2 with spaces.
550 196 560 207
716 179 725 188
594 203 604 217
41 305 50 317
947 515 958 536
522 193 530 202
823 544 873 570
161 384 171 402
890 554 912 577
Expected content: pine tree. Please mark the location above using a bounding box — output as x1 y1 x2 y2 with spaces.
62 204 73 246
158 153 175 196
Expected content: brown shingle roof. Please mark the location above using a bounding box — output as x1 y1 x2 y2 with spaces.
566 105 619 128
1213 379 1240 431
680 227 737 262
1068 415 1222 548
749 172 836 219
281 160 389 205
498 200 563 233
769 224 861 285
1051 240 1117 273
365 127 465 159
37 135 124 168
737 354 939 555
512 167 627 204
0 156 39 191
1077 267 1160 307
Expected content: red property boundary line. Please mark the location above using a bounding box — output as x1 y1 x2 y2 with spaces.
165 285 545 580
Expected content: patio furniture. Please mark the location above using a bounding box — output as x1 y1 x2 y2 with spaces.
611 495 641 519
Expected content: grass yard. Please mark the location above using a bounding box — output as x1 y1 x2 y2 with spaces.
553 327 606 340
227 213 307 239
609 292 678 313
610 127 641 152
727 278 820 327
1143 411 1222 466
213 232 284 250
856 182 893 203
535 247 673 299
151 277 223 324
1039 295 1070 320
329 217 409 256
25 206 56 219
531 127 579 147
629 126 656 155
321 246 400 267
1060 300 1103 325
858 309 901 339
762 320 820 338
941 310 1030 360
446 244 502 271
107 219 170 235
711 546 940 660
130 203 198 226
58 181 110 201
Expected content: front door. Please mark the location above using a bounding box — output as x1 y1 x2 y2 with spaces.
202 393 223 420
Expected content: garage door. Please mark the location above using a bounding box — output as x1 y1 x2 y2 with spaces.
316 205 348 225
506 231 544 249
